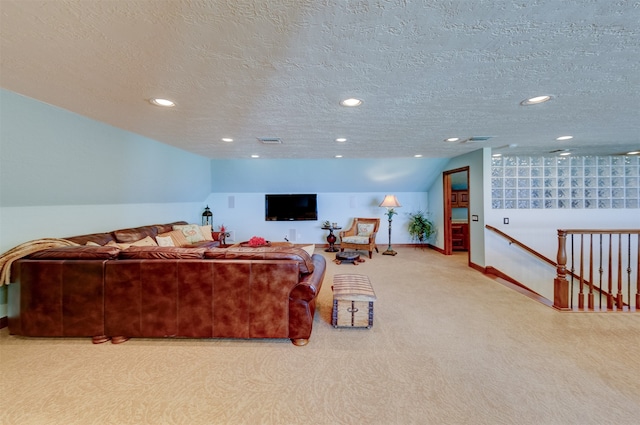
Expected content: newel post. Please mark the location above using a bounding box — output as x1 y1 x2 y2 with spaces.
554 229 570 310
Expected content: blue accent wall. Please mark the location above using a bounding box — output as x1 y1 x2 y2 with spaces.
211 157 448 193
1 89 211 207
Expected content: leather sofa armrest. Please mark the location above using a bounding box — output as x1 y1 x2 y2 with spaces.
289 254 326 302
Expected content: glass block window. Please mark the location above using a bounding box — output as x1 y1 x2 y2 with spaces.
491 156 640 209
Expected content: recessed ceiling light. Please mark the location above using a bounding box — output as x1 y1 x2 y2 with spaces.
335 155 343 158
251 154 260 158
559 151 571 156
340 98 363 107
444 137 460 142
492 153 502 157
556 136 573 141
221 138 233 142
336 138 347 142
520 95 552 106
414 154 423 158
149 98 175 107
628 151 640 155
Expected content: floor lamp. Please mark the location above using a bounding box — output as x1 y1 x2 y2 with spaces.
379 195 401 256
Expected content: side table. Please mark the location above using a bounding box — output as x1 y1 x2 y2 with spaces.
322 226 342 252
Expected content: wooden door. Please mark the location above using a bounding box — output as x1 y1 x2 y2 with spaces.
443 168 470 257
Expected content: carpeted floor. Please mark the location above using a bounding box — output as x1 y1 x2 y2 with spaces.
1 247 639 425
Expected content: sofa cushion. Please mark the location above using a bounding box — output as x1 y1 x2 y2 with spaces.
153 221 188 235
190 240 221 249
114 225 159 243
173 224 206 244
28 246 121 260
223 247 315 274
119 246 206 259
107 235 158 249
203 248 228 259
64 232 115 246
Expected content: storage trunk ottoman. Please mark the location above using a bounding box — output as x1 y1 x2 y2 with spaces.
332 274 377 328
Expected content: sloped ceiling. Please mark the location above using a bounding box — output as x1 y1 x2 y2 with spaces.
1 0 639 162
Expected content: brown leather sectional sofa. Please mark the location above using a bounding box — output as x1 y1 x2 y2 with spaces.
7 222 326 346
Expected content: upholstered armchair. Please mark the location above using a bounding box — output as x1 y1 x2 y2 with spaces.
339 218 380 259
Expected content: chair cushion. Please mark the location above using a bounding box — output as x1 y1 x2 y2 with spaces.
342 236 370 244
357 223 375 236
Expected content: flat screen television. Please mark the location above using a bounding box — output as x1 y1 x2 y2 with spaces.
265 194 318 221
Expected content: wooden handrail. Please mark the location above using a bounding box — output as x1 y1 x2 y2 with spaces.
485 225 556 268
561 229 640 235
486 225 639 312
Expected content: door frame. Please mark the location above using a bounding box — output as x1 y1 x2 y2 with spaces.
443 167 470 257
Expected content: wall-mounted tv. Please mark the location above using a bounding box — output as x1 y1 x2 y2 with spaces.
265 194 318 221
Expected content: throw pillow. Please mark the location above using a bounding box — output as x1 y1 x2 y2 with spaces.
107 235 158 249
107 240 129 249
131 235 158 247
158 230 190 247
156 235 175 247
357 223 375 236
173 224 206 244
301 244 315 257
200 225 214 241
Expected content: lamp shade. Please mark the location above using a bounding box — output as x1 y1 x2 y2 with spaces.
379 195 401 208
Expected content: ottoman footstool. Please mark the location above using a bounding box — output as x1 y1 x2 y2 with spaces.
331 274 377 328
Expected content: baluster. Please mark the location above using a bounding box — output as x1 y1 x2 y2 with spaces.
578 234 584 310
599 234 603 309
554 229 570 310
636 233 640 311
616 233 623 309
607 234 613 310
570 234 575 309
627 234 632 310
588 233 594 310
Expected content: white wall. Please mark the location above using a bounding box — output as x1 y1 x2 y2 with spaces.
204 192 430 245
483 208 639 300
482 150 639 301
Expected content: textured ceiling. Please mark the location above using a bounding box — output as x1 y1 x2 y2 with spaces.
1 0 639 160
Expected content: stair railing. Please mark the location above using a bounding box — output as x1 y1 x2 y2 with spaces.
555 230 639 311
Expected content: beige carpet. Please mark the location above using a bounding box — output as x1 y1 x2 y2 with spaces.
2 247 639 425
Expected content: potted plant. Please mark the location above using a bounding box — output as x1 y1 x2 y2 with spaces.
407 210 435 245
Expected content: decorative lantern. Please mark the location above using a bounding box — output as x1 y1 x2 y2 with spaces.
202 205 213 226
